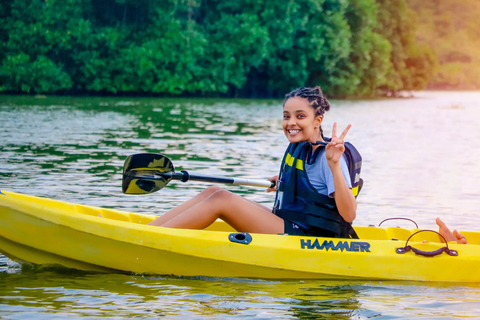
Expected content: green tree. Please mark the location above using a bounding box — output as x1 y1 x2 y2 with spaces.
0 0 436 96
0 0 76 93
407 0 480 89
375 0 437 93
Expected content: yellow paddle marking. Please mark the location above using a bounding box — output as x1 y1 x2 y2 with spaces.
150 158 166 168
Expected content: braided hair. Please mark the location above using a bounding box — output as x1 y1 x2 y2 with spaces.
283 86 331 138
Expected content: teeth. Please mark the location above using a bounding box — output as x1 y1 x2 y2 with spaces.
289 129 300 133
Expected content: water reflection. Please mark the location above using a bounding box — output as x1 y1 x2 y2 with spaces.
0 268 364 319
1 265 479 319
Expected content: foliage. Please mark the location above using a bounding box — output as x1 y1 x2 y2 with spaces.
406 0 480 89
374 0 437 93
0 0 434 96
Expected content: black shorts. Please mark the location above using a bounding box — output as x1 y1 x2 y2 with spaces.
283 219 336 238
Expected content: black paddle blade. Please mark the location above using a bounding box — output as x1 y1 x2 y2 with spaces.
122 153 175 194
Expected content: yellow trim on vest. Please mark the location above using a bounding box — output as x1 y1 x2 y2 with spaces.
352 185 359 197
296 159 303 170
285 153 304 170
285 153 293 167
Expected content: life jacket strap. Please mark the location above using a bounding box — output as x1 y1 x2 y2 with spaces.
275 208 358 239
301 190 337 207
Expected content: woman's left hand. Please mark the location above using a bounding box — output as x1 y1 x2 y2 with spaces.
266 175 278 193
326 122 351 166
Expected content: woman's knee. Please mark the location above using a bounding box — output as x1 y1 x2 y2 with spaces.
201 185 223 196
211 188 236 198
206 189 239 210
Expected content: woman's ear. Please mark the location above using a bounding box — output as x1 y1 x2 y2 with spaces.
314 115 323 129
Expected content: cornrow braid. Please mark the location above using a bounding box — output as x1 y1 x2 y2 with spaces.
283 86 331 138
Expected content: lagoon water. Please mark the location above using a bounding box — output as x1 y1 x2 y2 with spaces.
1 91 480 318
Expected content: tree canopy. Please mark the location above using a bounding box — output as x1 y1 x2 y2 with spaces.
407 0 480 90
0 0 437 97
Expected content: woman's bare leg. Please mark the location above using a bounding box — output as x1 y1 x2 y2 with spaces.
149 186 271 226
436 218 456 242
148 186 223 226
436 218 468 244
160 189 284 234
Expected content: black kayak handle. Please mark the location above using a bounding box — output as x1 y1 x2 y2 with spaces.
379 217 419 229
395 230 459 257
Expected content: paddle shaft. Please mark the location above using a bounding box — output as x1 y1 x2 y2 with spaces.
131 171 275 188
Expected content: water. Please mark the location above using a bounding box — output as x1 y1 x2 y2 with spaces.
1 91 480 318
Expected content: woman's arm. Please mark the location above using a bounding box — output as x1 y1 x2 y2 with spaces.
325 123 357 222
330 162 356 222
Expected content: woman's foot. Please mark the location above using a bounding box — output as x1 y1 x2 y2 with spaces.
453 229 468 244
436 218 468 244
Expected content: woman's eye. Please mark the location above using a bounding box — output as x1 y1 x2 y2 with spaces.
297 114 305 119
283 115 290 120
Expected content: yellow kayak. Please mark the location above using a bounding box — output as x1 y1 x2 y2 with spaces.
0 190 479 282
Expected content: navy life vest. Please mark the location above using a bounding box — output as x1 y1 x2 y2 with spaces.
273 139 363 238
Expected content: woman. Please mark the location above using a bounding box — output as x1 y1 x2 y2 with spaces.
148 86 357 237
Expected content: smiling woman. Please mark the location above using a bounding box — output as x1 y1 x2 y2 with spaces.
147 86 361 238
273 87 360 238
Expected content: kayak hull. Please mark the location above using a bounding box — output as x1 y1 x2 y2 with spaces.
1 190 479 282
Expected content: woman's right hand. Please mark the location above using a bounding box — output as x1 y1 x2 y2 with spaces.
267 175 278 192
326 122 351 167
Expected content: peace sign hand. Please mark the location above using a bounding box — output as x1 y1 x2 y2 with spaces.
325 122 351 167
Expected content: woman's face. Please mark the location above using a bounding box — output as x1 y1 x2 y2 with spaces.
283 96 323 143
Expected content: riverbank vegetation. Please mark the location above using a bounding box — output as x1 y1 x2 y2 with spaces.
0 0 471 97
407 0 480 90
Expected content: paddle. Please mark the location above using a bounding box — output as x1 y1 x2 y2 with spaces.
122 153 275 194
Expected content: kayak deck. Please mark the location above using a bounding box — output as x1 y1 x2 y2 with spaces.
0 190 479 282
